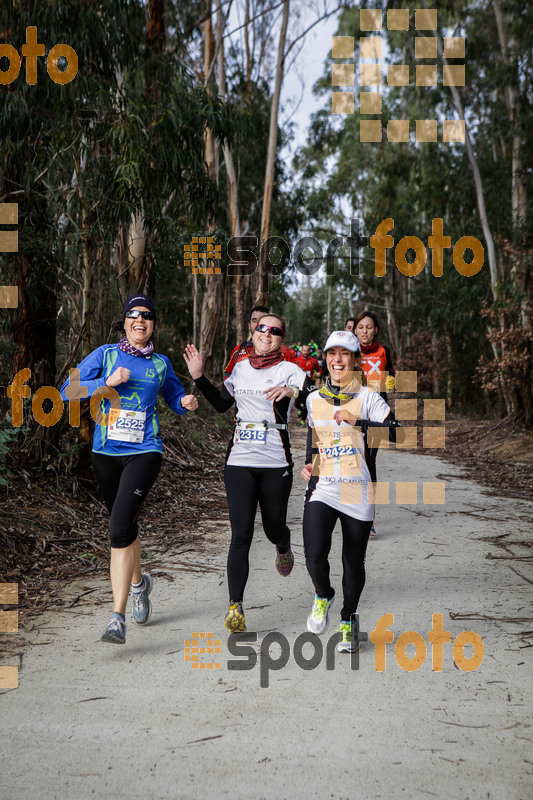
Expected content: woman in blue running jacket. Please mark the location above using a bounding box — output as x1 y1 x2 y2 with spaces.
61 294 198 645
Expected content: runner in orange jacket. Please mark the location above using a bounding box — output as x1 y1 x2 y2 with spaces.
351 311 396 536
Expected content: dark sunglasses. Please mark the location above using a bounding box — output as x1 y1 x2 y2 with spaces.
125 310 155 320
255 323 284 336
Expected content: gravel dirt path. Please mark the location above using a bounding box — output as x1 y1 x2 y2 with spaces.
1 429 532 800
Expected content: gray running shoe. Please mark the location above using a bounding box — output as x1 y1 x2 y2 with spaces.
132 573 153 624
101 616 126 644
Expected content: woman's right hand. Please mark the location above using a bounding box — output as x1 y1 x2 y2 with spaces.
106 367 130 387
301 463 313 482
334 409 359 426
183 344 204 380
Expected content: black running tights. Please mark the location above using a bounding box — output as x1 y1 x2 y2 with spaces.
92 452 163 548
224 464 293 602
303 501 372 619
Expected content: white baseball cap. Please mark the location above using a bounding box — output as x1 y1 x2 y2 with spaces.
323 330 361 353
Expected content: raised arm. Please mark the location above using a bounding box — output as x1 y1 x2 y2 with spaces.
183 344 234 413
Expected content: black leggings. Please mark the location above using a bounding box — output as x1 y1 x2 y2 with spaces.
303 500 372 620
224 464 293 602
92 452 163 548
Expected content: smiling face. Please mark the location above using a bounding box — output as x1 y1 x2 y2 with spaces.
326 346 360 386
124 306 154 349
252 315 284 355
355 315 377 345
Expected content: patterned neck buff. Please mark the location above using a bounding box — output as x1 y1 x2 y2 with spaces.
319 376 361 401
118 337 154 358
248 349 284 370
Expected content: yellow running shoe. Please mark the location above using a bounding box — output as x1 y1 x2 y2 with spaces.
336 619 362 653
224 601 247 632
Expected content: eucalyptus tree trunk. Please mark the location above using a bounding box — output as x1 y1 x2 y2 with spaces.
76 196 96 460
257 0 290 305
126 210 147 290
199 0 223 375
420 0 518 418
492 0 531 423
115 0 166 299
215 0 247 344
244 0 252 99
420 0 499 297
492 0 530 323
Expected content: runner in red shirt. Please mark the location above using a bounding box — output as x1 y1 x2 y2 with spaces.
296 345 321 384
296 345 322 423
282 343 298 363
224 305 269 378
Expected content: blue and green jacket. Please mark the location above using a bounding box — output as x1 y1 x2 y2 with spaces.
60 344 188 456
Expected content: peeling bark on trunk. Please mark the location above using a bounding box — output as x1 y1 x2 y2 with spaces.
444 329 453 410
147 0 165 53
76 209 96 470
127 210 146 289
257 0 290 305
244 0 251 99
493 0 527 292
216 0 245 346
431 330 440 398
199 0 222 375
203 3 218 184
492 0 531 423
421 0 499 296
139 0 166 297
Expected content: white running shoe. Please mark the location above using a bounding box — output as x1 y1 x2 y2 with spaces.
307 595 334 635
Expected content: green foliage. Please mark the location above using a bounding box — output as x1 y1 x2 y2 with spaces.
292 0 532 412
0 0 241 385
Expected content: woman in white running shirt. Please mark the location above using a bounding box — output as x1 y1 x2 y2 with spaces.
184 314 315 632
301 331 402 653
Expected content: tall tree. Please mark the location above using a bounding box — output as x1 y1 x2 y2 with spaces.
199 0 224 374
257 0 290 305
